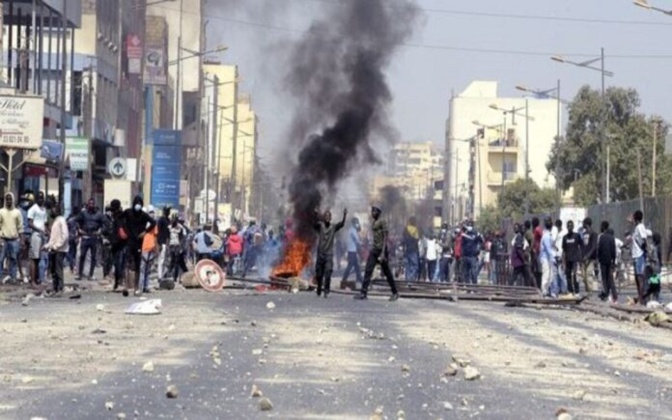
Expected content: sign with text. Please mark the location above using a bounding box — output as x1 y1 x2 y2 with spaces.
65 137 90 171
151 130 182 207
0 95 45 149
144 47 167 85
126 34 143 74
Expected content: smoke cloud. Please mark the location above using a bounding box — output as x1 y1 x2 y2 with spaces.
285 0 420 238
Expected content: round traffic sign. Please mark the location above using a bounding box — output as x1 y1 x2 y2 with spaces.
194 259 226 292
109 157 127 177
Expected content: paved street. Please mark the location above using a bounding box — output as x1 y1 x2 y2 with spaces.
1 280 672 420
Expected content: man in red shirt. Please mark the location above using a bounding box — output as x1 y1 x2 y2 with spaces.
532 217 543 289
453 228 462 282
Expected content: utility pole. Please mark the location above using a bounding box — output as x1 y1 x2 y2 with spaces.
524 98 530 216
230 66 240 214
652 119 661 197
58 0 67 207
601 47 608 209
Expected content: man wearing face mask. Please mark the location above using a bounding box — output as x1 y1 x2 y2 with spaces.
461 220 483 285
120 196 156 296
341 217 363 289
76 198 107 281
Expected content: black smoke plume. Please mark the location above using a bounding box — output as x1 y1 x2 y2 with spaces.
285 0 420 239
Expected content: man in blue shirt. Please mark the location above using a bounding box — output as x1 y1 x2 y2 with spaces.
539 217 556 297
460 220 483 284
341 217 362 287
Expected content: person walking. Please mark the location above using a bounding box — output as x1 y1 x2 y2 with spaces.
597 221 617 303
43 203 68 296
438 224 453 283
0 193 23 284
489 230 506 285
581 218 598 293
510 223 529 286
156 206 171 281
167 214 188 283
313 208 347 297
139 208 159 294
120 196 155 296
76 198 107 281
553 219 568 296
27 192 48 287
425 233 438 282
354 206 399 301
341 217 363 287
225 226 243 276
562 221 584 295
630 210 649 303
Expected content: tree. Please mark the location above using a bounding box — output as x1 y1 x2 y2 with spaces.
476 178 557 232
547 85 671 205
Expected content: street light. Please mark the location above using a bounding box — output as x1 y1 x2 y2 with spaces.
551 48 614 207
633 0 672 15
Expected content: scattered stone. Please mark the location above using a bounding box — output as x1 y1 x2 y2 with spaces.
557 413 573 420
443 402 454 411
259 397 273 411
645 311 670 326
252 349 263 356
573 390 586 401
91 379 98 385
22 376 35 384
251 321 257 327
401 364 411 373
166 385 179 399
452 356 470 367
266 302 276 310
96 304 106 312
535 361 547 368
22 295 32 306
105 401 115 411
443 363 459 377
388 356 396 363
396 409 406 419
464 366 481 381
251 384 263 398
142 361 155 373
117 414 126 420
370 406 384 420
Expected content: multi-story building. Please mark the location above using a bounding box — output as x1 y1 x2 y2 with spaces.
445 80 560 223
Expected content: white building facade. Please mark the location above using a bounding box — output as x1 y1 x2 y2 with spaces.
445 81 560 223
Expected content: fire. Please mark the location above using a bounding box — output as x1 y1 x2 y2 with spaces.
273 238 312 278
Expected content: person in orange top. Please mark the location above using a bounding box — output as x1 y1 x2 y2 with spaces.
139 207 159 294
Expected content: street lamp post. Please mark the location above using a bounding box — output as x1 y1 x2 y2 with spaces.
551 49 614 209
633 0 672 15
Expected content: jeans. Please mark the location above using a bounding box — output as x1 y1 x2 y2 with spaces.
0 238 20 280
552 259 567 295
565 261 580 294
438 257 451 283
462 256 479 284
140 250 156 291
342 251 362 283
79 236 98 278
600 263 617 301
361 249 397 296
315 253 334 294
404 252 418 281
67 239 77 271
426 259 437 282
169 246 188 282
49 252 65 292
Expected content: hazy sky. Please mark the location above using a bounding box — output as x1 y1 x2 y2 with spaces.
202 0 672 164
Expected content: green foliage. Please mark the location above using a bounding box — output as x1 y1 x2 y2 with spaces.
476 178 557 230
547 85 670 205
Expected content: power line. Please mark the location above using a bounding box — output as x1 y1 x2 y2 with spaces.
148 3 672 60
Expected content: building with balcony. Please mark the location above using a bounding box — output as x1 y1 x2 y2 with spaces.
445 80 560 223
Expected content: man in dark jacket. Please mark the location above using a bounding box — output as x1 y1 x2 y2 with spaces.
562 221 584 295
597 221 617 303
120 195 156 296
461 220 483 285
76 198 108 281
156 206 171 280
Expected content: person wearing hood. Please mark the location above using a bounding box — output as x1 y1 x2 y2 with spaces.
120 196 156 296
76 198 107 281
0 193 24 283
461 220 483 284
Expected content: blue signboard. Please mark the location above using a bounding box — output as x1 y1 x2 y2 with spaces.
150 130 182 207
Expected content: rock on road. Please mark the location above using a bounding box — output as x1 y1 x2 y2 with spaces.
1 288 671 419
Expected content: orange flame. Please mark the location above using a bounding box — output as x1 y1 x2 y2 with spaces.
273 238 312 278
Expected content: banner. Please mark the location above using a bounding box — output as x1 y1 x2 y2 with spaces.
144 47 167 85
0 95 45 149
65 137 90 171
151 130 182 207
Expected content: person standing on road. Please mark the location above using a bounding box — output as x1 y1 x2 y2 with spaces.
489 230 506 285
193 225 216 262
355 206 399 301
313 208 347 298
156 206 171 281
510 223 529 286
581 218 598 294
43 203 68 296
76 199 107 281
0 193 23 284
597 221 617 303
27 192 48 287
438 224 453 283
425 233 438 282
167 214 188 283
539 217 556 297
531 217 543 289
120 196 156 296
461 220 483 285
341 217 363 287
139 207 159 294
553 220 568 296
562 221 584 295
226 225 243 276
630 210 649 303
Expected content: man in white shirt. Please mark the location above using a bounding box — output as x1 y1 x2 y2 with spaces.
27 192 48 287
552 219 568 296
631 210 649 302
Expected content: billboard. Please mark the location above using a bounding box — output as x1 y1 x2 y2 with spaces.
144 47 167 85
65 137 90 171
0 95 45 149
151 130 182 208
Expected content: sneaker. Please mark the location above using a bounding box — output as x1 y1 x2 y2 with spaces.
316 289 322 297
389 293 399 302
142 288 151 294
75 276 82 281
2 275 11 284
353 294 368 300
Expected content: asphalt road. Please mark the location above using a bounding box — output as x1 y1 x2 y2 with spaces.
1 282 671 420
